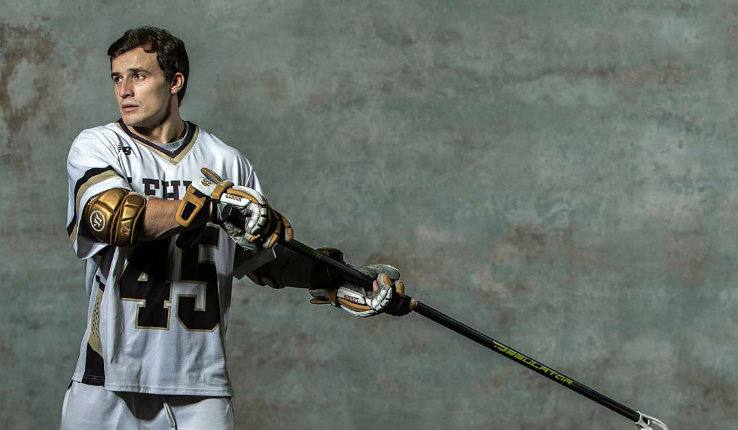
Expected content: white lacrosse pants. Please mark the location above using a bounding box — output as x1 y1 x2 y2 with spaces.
60 381 234 430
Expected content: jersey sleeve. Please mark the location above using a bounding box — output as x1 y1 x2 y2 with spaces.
66 129 132 259
249 169 262 195
234 151 262 194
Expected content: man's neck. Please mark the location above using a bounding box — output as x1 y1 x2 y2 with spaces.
130 110 186 144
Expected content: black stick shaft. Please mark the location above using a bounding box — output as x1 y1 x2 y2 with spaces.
413 302 640 422
281 239 640 423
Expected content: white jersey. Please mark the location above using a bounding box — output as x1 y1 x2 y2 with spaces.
65 119 261 396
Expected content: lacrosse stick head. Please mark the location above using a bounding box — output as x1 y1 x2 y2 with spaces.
635 411 668 430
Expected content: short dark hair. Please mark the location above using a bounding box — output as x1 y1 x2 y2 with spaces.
108 27 189 105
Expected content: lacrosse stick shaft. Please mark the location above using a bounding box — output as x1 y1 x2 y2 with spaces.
280 239 664 429
413 301 639 421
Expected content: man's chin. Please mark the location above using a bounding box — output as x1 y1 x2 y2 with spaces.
120 112 148 128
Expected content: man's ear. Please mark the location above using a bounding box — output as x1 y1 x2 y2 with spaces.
170 72 185 95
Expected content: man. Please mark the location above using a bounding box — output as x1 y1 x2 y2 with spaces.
62 27 411 430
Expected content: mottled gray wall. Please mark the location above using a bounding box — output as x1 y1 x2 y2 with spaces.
1 1 736 429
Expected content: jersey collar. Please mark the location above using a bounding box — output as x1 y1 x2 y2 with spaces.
116 119 199 164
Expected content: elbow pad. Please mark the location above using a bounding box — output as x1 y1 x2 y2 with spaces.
83 188 147 246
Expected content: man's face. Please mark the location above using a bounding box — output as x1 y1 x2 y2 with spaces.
111 46 173 128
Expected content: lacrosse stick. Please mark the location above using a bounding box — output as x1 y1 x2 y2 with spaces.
280 239 668 430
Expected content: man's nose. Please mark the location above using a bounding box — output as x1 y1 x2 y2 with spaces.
118 78 133 98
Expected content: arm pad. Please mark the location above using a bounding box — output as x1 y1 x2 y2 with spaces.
237 244 341 290
83 188 147 246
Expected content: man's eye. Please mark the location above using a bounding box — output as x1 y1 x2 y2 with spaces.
135 74 144 80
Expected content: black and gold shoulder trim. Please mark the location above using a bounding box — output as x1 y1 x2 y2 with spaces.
116 119 199 164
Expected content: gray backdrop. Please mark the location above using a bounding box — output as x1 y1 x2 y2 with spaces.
1 1 736 429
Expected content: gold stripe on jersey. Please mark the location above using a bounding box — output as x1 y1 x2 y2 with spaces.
115 119 200 165
69 169 124 242
89 285 104 357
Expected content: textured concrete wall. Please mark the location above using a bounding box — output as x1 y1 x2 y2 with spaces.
1 1 736 429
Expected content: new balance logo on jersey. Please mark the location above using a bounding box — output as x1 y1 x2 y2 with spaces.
118 144 132 155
